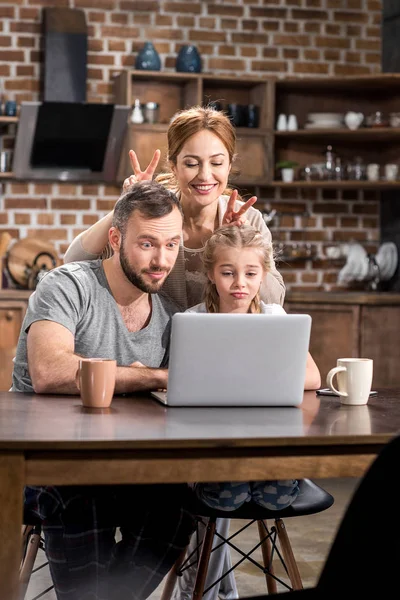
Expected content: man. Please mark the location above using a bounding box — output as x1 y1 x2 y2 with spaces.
12 181 195 600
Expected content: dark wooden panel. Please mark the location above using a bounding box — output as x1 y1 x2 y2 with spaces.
360 306 400 387
285 302 360 384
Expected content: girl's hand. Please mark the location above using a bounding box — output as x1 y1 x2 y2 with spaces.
221 189 257 227
122 149 161 192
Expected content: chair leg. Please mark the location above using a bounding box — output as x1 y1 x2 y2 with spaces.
192 516 217 600
257 520 277 595
275 518 303 590
19 528 41 600
160 545 189 600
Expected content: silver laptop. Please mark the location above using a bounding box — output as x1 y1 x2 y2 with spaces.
151 312 311 407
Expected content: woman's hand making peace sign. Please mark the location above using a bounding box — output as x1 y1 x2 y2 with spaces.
221 189 258 227
122 149 161 192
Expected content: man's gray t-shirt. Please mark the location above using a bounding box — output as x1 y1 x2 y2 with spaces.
12 260 179 392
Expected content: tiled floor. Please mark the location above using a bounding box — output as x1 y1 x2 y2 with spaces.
26 477 358 600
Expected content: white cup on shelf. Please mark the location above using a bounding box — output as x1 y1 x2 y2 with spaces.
287 114 298 131
276 114 287 131
384 164 399 181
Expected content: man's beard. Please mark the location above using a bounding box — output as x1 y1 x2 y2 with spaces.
119 241 168 294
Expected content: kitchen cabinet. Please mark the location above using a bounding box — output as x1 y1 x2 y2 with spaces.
285 292 400 388
0 292 30 391
114 71 400 189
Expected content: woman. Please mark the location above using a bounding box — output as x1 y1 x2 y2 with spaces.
64 106 285 309
64 106 286 600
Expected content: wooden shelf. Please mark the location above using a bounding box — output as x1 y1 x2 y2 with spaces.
0 172 14 179
275 128 400 140
0 116 18 124
271 180 400 189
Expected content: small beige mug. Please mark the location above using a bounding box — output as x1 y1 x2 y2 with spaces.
76 358 116 408
326 358 373 405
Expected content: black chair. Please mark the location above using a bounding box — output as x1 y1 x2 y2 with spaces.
241 434 400 599
161 479 334 599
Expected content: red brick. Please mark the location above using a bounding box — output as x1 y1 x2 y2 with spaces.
0 36 12 47
111 13 129 25
334 64 371 75
17 37 35 48
27 229 68 240
19 8 39 19
243 20 258 31
120 1 159 9
0 50 25 62
209 58 246 70
241 47 257 57
177 16 195 27
315 36 350 49
292 9 328 19
334 11 369 23
97 200 117 211
9 183 29 194
251 61 288 72
304 23 321 33
88 11 105 23
0 7 15 18
14 213 31 225
10 22 40 34
293 63 329 74
75 0 115 8
356 39 381 51
51 199 91 210
36 214 54 226
83 214 100 225
88 39 104 52
163 2 201 13
250 8 287 18
0 214 8 225
155 14 173 27
207 5 244 17
5 198 47 209
219 46 236 57
60 215 77 225
273 35 311 46
82 185 101 195
220 19 238 29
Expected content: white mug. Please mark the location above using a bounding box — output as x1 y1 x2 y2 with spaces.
367 163 380 181
385 163 399 181
326 358 373 405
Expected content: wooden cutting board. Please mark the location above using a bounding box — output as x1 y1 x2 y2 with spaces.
6 237 60 288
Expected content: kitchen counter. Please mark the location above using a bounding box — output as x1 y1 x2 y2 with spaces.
2 289 400 305
285 291 400 305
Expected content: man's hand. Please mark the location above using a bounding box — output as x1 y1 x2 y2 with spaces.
122 149 161 192
221 189 257 227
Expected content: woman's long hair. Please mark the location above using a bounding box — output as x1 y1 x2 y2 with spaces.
156 106 239 198
202 225 273 314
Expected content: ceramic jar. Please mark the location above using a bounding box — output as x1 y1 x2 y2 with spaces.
176 45 201 73
135 42 161 71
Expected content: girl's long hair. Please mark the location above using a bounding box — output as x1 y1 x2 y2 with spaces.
155 106 240 199
202 225 273 314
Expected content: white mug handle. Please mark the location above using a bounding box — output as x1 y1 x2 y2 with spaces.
326 366 348 397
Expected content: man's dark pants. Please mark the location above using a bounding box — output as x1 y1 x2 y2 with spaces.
25 484 196 600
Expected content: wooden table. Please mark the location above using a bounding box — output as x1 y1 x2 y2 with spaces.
1 390 400 598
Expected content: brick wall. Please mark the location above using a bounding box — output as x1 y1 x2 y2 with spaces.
0 0 382 291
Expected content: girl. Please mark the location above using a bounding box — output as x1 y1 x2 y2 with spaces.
187 224 321 511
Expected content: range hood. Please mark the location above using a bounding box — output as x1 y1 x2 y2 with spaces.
13 101 129 183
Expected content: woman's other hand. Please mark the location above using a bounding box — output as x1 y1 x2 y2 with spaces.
222 189 257 227
122 149 161 192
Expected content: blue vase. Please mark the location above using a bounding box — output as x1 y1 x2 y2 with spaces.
176 45 201 73
135 42 161 71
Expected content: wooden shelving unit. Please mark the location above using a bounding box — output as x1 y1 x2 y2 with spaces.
0 116 18 179
113 72 400 190
114 70 272 185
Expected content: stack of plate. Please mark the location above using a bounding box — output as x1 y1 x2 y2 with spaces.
305 113 344 129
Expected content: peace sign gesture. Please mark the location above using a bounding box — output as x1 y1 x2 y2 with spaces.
221 189 258 227
122 149 161 192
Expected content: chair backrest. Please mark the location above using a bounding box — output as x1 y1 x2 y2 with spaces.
317 434 400 595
